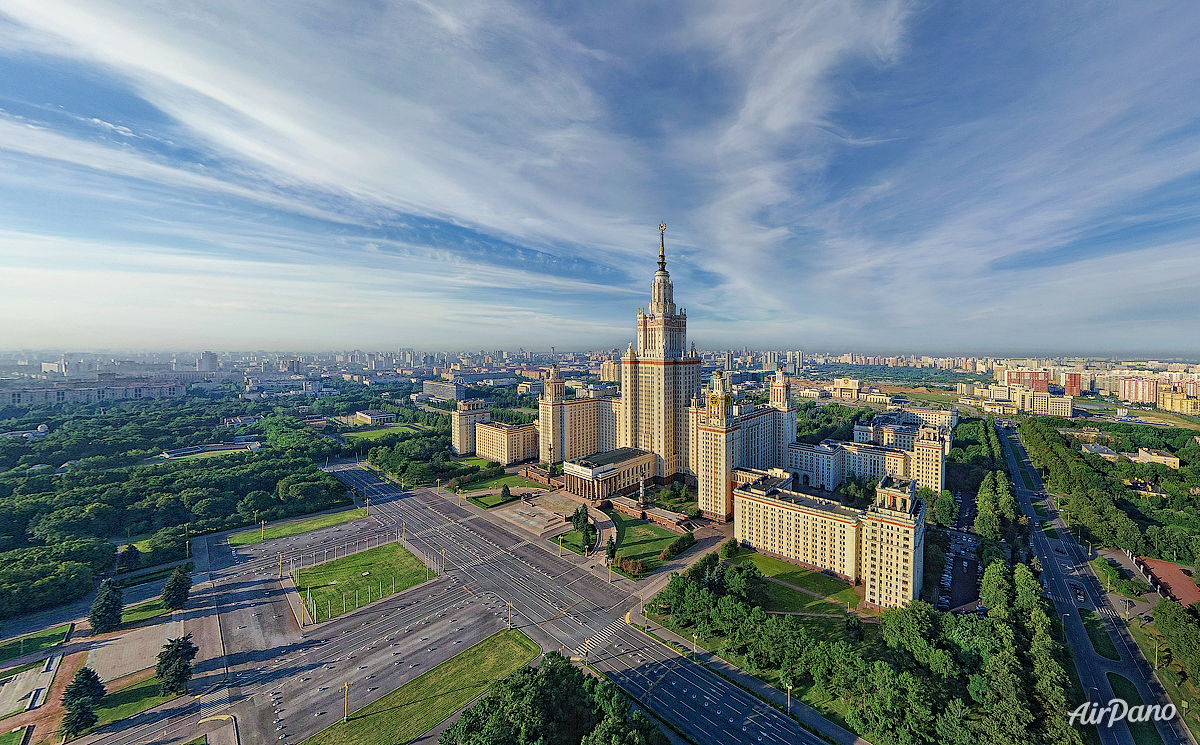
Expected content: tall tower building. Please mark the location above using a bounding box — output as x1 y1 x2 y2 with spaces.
618 225 702 480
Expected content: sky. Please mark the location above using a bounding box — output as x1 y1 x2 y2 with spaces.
0 1 1198 356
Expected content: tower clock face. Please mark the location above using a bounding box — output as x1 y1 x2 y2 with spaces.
709 394 720 406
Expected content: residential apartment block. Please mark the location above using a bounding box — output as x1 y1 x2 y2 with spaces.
475 421 538 466
451 399 491 455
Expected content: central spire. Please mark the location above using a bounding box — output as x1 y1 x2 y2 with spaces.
658 222 667 272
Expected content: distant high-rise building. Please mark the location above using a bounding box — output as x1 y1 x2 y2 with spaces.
198 351 218 372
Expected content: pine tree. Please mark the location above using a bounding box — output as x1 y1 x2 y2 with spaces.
156 633 200 695
62 666 106 710
88 579 123 634
605 536 616 563
161 567 193 610
500 483 511 501
60 700 98 739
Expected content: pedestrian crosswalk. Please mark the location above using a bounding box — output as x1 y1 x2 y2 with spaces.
575 618 625 657
197 687 231 718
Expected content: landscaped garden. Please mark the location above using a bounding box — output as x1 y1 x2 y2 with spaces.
608 510 686 573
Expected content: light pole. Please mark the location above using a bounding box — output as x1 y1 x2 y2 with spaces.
365 497 370 515
261 520 266 542
787 684 792 714
692 634 697 660
343 681 351 722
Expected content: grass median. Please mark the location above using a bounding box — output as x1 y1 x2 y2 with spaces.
1106 673 1166 745
1079 608 1120 661
230 508 369 546
301 629 539 745
0 623 70 665
296 543 430 622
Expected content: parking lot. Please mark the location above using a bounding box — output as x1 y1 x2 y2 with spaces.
936 523 982 611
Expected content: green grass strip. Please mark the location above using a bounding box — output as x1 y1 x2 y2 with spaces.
467 492 520 509
301 628 540 745
1105 673 1166 745
1079 608 1120 661
0 623 70 664
229 508 368 546
92 674 176 730
122 599 170 626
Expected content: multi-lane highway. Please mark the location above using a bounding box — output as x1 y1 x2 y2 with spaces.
87 461 842 744
1001 425 1192 745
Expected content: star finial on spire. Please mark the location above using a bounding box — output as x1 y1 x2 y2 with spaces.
657 223 667 271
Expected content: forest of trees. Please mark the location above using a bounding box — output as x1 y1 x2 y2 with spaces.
440 651 667 745
652 548 1082 745
795 401 876 444
946 416 1006 492
1019 418 1200 563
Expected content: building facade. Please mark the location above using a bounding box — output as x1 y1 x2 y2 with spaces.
562 447 657 500
475 421 538 465
451 399 491 455
538 364 619 464
6 382 186 406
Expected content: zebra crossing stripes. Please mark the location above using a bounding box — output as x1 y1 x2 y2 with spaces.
575 618 625 656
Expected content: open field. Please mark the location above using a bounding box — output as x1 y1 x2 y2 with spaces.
229 508 368 546
460 474 543 493
1106 673 1166 745
453 455 494 469
763 582 847 614
728 552 858 605
0 624 70 665
91 673 176 731
609 511 681 572
296 543 429 622
122 599 170 626
343 424 422 442
164 449 244 462
467 491 521 509
1126 615 1200 742
300 629 539 745
1079 609 1120 661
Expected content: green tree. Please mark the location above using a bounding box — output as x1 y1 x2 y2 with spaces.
720 537 739 559
161 566 193 610
88 578 123 634
156 633 200 695
60 700 98 739
500 483 511 500
980 562 1013 618
61 665 106 710
605 536 616 563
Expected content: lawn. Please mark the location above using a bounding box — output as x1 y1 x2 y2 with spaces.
1079 609 1120 661
118 562 194 588
468 491 521 509
229 508 369 546
165 449 245 461
1126 615 1200 742
454 455 495 469
609 510 682 572
728 552 858 606
0 728 26 745
460 474 544 493
1106 673 1166 745
91 673 176 730
1032 502 1048 517
343 424 420 442
763 581 846 615
548 528 596 557
1017 468 1036 490
1043 526 1060 539
301 629 539 745
122 599 170 626
0 623 70 664
296 543 430 622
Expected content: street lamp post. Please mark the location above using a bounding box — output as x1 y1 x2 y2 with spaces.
692 634 697 660
343 681 351 723
261 520 266 542
787 685 792 714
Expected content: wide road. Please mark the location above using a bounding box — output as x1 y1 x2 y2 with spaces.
335 463 830 745
1001 424 1192 745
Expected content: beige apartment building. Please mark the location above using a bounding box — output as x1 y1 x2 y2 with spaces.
599 360 620 382
1159 385 1200 415
733 470 924 609
475 421 538 466
538 364 619 464
451 399 491 455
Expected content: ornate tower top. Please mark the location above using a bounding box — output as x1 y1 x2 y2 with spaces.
658 223 667 272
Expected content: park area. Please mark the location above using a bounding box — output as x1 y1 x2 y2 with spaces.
460 473 543 493
229 508 369 546
608 510 683 573
342 424 423 443
300 629 539 745
295 543 430 622
728 551 859 607
0 624 69 664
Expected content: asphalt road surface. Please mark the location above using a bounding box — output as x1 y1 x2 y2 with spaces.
86 462 834 745
1002 425 1191 745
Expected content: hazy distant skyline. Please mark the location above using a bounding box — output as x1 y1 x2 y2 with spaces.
1 2 1198 355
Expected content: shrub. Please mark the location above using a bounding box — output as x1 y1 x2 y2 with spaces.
659 532 697 562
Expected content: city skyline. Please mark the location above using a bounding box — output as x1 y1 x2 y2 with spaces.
1 3 1199 354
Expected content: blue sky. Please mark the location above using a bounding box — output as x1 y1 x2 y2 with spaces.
0 1 1198 355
